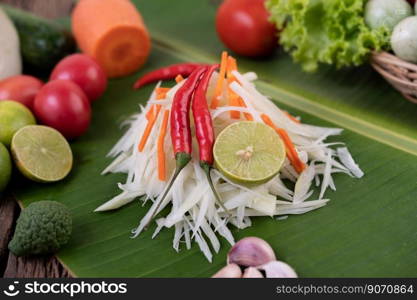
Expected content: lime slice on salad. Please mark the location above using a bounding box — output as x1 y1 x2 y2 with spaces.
11 125 73 183
214 121 286 185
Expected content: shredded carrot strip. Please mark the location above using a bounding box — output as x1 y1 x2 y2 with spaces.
226 56 241 119
284 111 300 124
225 56 254 120
175 74 184 83
139 105 161 152
261 114 306 173
145 105 155 121
145 88 170 120
238 96 254 121
243 111 254 121
210 51 228 109
142 86 170 151
261 114 276 130
227 56 238 78
156 87 170 94
157 109 170 181
228 95 241 119
277 128 306 173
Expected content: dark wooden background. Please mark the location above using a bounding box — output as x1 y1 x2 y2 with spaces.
0 0 75 278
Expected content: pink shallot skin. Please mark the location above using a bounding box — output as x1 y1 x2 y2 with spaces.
212 237 298 278
227 237 276 267
212 263 242 278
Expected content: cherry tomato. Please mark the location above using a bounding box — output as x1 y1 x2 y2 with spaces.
34 80 91 139
216 0 278 57
50 54 107 101
0 75 43 110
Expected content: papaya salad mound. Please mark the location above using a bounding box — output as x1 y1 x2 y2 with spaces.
97 52 364 261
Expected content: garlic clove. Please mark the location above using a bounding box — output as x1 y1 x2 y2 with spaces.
242 267 264 278
211 263 242 278
257 261 298 278
227 237 276 267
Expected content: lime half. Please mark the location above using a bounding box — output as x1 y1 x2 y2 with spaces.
11 125 73 182
214 121 286 185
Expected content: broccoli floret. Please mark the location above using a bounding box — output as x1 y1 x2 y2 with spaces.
8 201 72 256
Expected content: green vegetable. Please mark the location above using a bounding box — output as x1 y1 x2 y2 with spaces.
8 201 72 256
365 0 412 32
266 0 390 72
1 5 75 72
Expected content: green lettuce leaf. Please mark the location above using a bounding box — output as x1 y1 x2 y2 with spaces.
266 0 390 72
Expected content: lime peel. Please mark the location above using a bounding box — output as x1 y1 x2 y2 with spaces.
11 125 73 182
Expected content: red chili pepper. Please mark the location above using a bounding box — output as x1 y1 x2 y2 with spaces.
146 66 207 225
193 64 230 215
170 67 207 158
193 65 217 165
133 63 207 89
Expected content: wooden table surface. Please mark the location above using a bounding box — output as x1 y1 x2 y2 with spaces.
0 0 74 278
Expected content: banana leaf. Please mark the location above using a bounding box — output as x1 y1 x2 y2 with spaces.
15 0 417 277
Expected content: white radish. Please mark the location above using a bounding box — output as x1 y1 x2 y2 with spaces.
98 63 364 260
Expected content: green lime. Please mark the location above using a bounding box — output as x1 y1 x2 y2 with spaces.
0 142 12 192
214 121 286 185
11 125 73 183
0 101 36 147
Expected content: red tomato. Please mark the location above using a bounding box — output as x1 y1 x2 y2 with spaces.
34 80 91 139
50 54 107 101
0 75 43 110
216 0 278 57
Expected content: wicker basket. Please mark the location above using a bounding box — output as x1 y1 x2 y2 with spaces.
371 51 417 104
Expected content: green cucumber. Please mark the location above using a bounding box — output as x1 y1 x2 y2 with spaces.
1 5 76 72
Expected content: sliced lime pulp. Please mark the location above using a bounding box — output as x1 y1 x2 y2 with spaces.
213 121 286 185
11 125 73 182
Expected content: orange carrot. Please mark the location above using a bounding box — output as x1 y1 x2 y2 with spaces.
146 105 155 121
139 105 161 152
175 74 184 83
227 56 238 77
261 114 306 173
276 128 306 173
261 114 276 131
210 51 228 109
156 87 170 95
226 56 254 120
155 87 170 103
72 0 151 78
239 98 254 121
229 94 241 119
227 56 241 119
284 111 301 124
146 88 170 120
157 109 170 181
